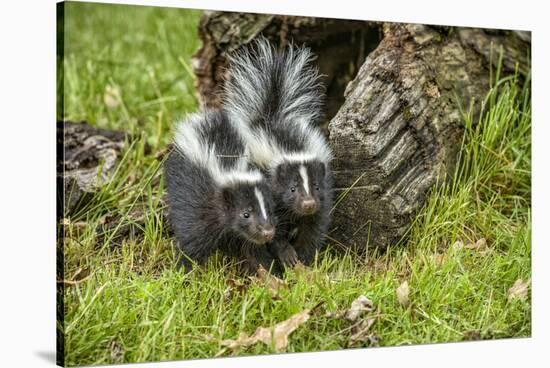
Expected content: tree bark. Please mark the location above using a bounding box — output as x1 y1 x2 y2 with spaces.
328 24 529 250
58 121 127 216
192 11 531 251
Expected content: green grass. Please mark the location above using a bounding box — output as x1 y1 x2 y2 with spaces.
59 2 531 366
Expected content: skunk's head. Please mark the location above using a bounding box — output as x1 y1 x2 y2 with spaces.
272 160 328 217
218 181 277 245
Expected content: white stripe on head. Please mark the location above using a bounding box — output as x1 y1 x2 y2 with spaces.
254 187 268 220
217 170 263 187
279 151 317 165
299 165 310 195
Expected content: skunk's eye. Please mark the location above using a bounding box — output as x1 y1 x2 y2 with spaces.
290 187 296 193
315 186 320 191
243 212 250 219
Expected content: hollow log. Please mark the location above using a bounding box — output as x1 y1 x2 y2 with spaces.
192 11 530 251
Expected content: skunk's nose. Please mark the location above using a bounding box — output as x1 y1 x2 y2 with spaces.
301 198 317 215
260 226 275 242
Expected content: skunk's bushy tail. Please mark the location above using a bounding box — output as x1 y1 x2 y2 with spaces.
224 37 324 129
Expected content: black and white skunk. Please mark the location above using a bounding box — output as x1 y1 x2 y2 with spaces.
164 109 278 274
223 38 334 268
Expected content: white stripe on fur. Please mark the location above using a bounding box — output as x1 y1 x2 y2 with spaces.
217 170 264 187
174 112 265 188
254 187 268 220
299 165 310 195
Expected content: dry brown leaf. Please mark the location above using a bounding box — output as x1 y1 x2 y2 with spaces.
349 317 377 346
223 278 248 300
220 331 252 351
251 266 288 298
326 295 374 321
433 253 446 267
465 238 491 256
467 238 487 249
226 278 247 292
345 295 374 321
451 240 464 251
396 280 410 306
508 278 530 301
104 85 121 108
220 309 310 352
109 340 124 364
326 297 380 348
463 330 482 341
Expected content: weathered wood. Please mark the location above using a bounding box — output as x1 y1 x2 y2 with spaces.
57 121 126 216
192 12 531 251
329 24 529 250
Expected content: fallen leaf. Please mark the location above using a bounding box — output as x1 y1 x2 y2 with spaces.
467 238 486 249
226 278 247 292
345 295 374 321
220 309 311 352
465 238 491 256
433 253 446 267
396 280 410 306
104 85 121 108
508 278 530 302
109 340 124 364
326 297 380 348
220 331 251 351
365 334 381 346
451 240 464 251
252 310 310 351
349 317 377 346
463 330 482 341
251 266 287 298
223 278 248 300
326 295 374 321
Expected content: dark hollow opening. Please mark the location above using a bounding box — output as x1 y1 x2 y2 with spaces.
307 22 382 131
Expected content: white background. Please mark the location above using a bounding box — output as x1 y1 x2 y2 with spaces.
0 0 547 367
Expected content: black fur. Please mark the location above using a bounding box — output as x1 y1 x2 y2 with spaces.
164 110 278 274
224 39 334 270
268 161 334 267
